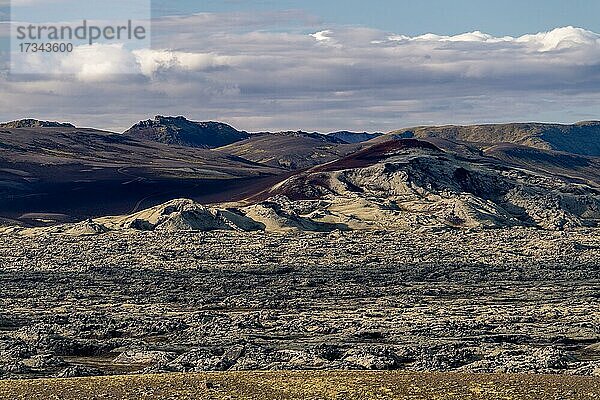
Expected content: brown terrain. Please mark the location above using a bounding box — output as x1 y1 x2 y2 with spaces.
2 117 598 226
392 121 600 156
1 117 600 398
2 371 600 400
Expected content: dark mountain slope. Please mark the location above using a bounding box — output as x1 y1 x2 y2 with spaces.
124 116 249 149
484 144 600 188
0 126 279 223
219 131 362 170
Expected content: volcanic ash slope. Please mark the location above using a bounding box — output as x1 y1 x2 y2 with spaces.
256 139 600 231
10 138 600 236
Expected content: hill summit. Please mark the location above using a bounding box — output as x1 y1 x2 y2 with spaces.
123 116 249 149
0 119 75 129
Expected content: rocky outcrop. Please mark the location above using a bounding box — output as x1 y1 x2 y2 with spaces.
123 116 249 148
65 220 109 236
96 199 265 232
0 119 75 129
12 143 600 236
1 227 599 379
265 139 600 230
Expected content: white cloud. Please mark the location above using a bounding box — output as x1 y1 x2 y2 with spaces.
516 26 600 51
133 49 233 77
11 43 141 81
383 26 600 58
311 30 333 42
1 17 600 132
385 26 599 49
65 44 142 81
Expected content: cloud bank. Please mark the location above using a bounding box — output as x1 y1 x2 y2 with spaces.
2 12 600 132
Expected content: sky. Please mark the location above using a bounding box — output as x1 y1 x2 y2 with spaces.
0 0 599 132
155 0 600 37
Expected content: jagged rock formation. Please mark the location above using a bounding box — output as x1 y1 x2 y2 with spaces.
123 116 249 149
0 119 75 128
65 219 109 236
15 198 344 235
1 228 599 379
96 199 265 232
392 121 600 156
242 198 347 232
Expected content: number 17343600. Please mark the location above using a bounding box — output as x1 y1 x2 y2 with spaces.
19 42 74 53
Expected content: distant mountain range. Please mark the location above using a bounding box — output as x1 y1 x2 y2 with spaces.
393 121 600 157
0 117 597 228
124 116 600 156
124 116 383 148
8 116 599 154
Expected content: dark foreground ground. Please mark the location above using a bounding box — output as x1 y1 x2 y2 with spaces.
1 371 600 399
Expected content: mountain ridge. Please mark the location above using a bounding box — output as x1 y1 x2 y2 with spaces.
0 116 598 226
392 121 600 156
0 119 75 129
6 117 599 156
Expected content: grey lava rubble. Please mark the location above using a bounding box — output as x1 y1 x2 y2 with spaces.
0 228 600 379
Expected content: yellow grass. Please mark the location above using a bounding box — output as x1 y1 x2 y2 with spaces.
2 371 600 400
